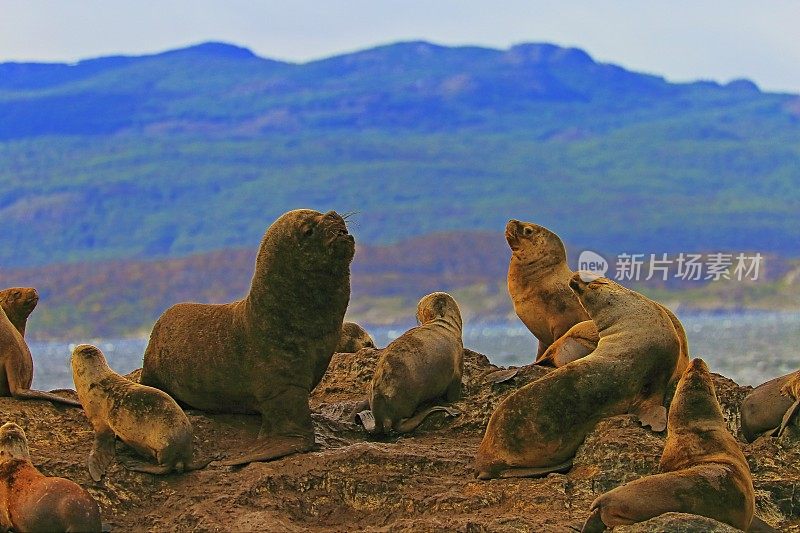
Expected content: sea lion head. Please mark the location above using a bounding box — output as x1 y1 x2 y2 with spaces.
71 344 111 382
670 357 722 424
0 422 31 460
416 292 462 330
0 287 39 318
568 272 632 330
505 219 567 266
336 322 376 352
257 209 355 277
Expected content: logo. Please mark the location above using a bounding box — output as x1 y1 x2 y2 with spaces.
578 250 608 279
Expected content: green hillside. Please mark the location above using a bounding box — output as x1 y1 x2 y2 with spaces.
1 41 799 267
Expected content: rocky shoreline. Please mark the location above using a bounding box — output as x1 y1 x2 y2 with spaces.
6 349 799 531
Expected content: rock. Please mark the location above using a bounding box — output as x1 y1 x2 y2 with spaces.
0 349 798 531
615 512 742 532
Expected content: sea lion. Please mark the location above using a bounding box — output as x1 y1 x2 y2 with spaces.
360 292 463 434
72 344 204 480
505 219 590 360
0 304 81 407
0 422 101 532
475 273 681 480
336 321 376 353
141 209 354 465
0 287 38 337
581 358 756 532
537 305 690 386
741 370 800 442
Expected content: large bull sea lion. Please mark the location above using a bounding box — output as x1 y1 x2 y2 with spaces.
140 209 354 465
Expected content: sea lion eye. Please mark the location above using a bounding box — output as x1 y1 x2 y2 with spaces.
304 226 314 237
523 227 533 236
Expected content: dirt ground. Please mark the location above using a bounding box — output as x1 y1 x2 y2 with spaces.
3 349 798 532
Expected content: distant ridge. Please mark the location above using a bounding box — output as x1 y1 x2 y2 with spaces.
0 40 798 268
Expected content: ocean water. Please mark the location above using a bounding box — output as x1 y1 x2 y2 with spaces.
29 311 800 391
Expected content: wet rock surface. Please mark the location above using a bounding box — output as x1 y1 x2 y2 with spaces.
2 349 798 531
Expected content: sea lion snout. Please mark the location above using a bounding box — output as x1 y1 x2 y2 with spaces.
505 220 522 248
0 422 27 446
686 358 710 374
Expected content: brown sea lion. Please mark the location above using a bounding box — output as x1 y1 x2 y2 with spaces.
505 219 590 360
475 273 680 480
336 321 376 353
0 287 38 337
0 305 81 407
537 305 690 386
741 370 800 442
0 422 101 532
141 209 354 466
581 359 757 532
360 292 463 434
72 344 205 480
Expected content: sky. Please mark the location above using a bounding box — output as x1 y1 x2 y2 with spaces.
1 0 799 94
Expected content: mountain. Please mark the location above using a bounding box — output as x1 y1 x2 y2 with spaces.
1 41 799 268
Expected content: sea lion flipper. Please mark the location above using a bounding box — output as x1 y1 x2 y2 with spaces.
122 461 174 475
220 435 313 467
749 515 781 533
631 401 668 432
496 458 573 478
394 405 460 434
9 387 82 407
88 430 116 482
775 399 800 437
484 368 519 384
580 507 606 533
355 409 378 433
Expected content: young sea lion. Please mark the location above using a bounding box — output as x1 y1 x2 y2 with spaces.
72 344 204 480
361 292 463 434
336 321 376 353
0 287 38 337
141 209 354 465
0 305 81 407
0 422 101 532
505 219 589 360
475 273 681 480
741 370 800 442
582 359 757 532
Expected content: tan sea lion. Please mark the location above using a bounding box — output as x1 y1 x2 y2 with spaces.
475 273 680 480
0 422 101 532
0 304 81 407
141 209 354 465
0 287 38 337
537 305 690 386
505 219 590 360
581 359 756 532
336 321 376 353
741 370 800 442
360 292 463 434
72 344 205 480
